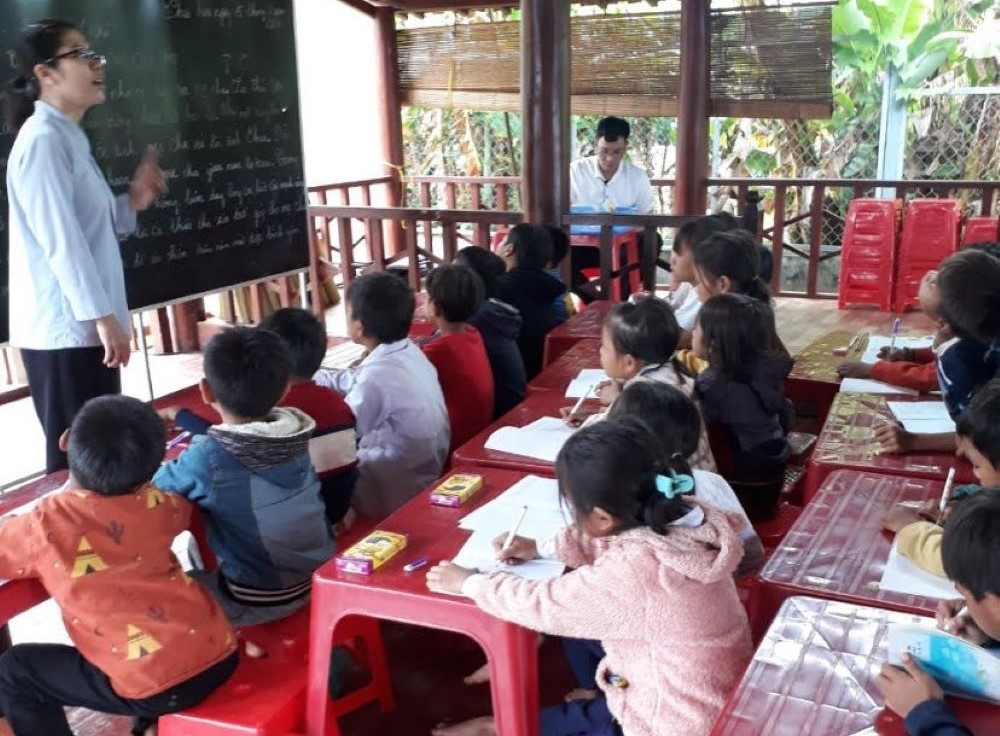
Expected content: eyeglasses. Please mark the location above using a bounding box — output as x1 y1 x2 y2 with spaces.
44 47 106 67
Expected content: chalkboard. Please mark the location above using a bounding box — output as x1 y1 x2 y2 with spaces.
0 0 308 344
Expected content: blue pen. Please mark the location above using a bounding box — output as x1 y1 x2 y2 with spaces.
403 556 429 572
887 317 901 358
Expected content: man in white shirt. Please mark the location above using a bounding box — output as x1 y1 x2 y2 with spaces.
570 116 656 214
568 117 657 299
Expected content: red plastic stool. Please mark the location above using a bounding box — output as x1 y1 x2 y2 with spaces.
160 613 392 735
158 654 308 736
753 502 803 553
961 216 999 247
787 432 817 467
838 199 900 311
895 199 961 311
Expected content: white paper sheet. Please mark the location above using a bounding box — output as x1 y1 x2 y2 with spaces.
320 342 366 371
460 475 570 540
564 369 609 398
451 529 565 581
880 540 959 600
839 378 920 396
887 401 956 434
861 335 935 365
484 417 576 462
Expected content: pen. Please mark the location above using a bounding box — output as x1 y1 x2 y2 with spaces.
939 467 956 513
166 431 191 450
887 317 901 358
568 383 595 419
945 605 970 633
502 505 529 552
403 556 429 572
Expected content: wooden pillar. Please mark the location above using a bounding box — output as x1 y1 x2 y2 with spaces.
674 0 710 215
520 0 571 225
374 7 406 256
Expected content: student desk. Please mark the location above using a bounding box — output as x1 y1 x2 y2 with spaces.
754 469 943 634
526 339 601 395
786 329 854 432
305 466 540 736
803 392 973 502
709 596 997 736
451 392 585 475
542 300 613 367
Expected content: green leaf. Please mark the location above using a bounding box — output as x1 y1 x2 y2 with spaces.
833 0 872 36
745 149 777 176
898 47 950 89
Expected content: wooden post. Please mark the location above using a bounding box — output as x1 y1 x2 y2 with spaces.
374 7 406 257
520 0 571 225
675 0 710 215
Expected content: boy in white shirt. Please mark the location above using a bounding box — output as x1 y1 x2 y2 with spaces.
315 273 450 520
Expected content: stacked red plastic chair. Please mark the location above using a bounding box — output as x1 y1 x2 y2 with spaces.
961 215 999 247
895 199 961 311
838 199 900 311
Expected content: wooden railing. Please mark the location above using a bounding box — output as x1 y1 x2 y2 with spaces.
322 174 996 299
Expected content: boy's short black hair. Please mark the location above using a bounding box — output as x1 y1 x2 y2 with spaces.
346 271 416 344
956 379 1000 469
937 249 1000 343
68 395 166 496
505 224 554 271
596 116 630 142
545 225 570 267
967 242 1000 260
673 213 740 255
425 264 485 324
454 246 506 298
258 308 327 379
203 326 292 418
942 491 1000 601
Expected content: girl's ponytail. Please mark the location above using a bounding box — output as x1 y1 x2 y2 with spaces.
640 451 697 535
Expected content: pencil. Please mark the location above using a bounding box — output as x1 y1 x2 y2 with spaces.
887 317 901 357
939 467 956 513
502 505 529 552
568 382 595 418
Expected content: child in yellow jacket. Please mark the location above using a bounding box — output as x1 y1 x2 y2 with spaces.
882 379 1000 576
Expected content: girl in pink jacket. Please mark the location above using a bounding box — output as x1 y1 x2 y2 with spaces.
427 419 753 736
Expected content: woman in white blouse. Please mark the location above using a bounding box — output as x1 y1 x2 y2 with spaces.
5 20 165 472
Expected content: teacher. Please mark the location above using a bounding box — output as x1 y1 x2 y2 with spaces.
5 19 166 473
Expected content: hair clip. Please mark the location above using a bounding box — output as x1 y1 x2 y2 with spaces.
654 471 695 499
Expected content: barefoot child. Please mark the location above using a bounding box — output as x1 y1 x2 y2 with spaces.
0 396 237 736
426 419 752 736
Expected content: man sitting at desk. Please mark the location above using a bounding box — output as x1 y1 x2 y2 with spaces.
569 116 656 300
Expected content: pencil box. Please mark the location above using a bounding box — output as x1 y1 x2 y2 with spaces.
429 473 484 507
335 530 408 575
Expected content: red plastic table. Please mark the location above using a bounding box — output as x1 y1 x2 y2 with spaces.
542 300 613 367
754 469 948 634
451 392 587 475
786 329 854 432
526 339 601 395
306 466 540 736
709 596 997 736
803 392 973 502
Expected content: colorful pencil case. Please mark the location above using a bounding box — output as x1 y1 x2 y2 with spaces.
429 474 484 507
335 530 408 575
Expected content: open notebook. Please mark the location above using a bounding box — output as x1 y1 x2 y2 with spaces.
565 369 609 398
887 401 956 435
484 417 576 462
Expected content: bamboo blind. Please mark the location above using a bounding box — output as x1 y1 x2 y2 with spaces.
398 4 832 119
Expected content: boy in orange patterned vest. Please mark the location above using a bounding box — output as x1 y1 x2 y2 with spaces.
0 396 237 736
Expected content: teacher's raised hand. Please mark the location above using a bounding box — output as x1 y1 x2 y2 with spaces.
128 146 167 212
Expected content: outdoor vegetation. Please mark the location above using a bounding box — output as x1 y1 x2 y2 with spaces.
398 0 999 294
